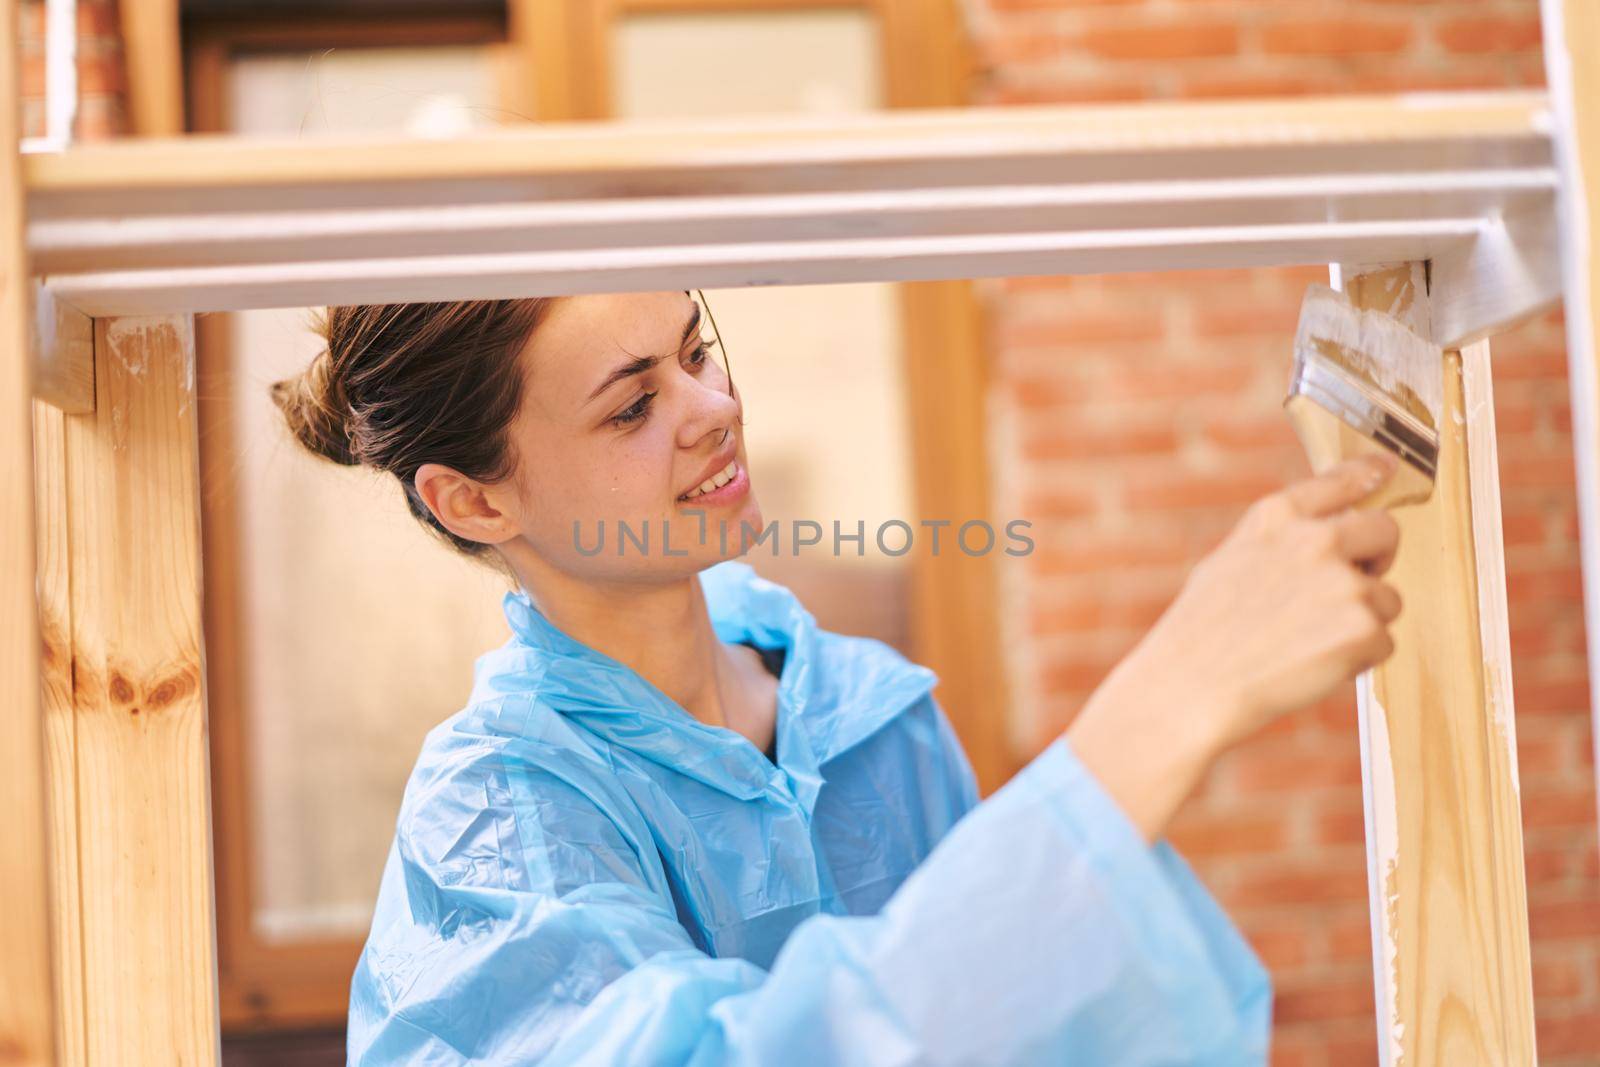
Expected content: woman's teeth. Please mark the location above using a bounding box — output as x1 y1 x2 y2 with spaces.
682 460 737 500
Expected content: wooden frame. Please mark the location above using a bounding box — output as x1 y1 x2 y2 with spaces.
1331 263 1535 1065
10 5 1599 1064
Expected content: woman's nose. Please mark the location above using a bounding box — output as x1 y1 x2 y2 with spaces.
675 373 741 450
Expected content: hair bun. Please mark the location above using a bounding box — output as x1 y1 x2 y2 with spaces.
270 348 360 466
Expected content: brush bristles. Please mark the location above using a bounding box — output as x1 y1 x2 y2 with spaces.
1293 283 1444 433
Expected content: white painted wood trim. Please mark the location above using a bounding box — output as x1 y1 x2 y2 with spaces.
18 90 1559 319
44 218 1491 317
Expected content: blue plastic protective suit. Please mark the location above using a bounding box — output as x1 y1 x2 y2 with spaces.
348 560 1271 1064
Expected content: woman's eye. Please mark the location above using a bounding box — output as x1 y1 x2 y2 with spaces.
687 339 714 367
612 390 656 426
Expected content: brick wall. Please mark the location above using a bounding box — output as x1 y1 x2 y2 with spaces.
973 2 1600 1064
19 0 125 141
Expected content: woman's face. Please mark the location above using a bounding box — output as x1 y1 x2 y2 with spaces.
500 290 763 582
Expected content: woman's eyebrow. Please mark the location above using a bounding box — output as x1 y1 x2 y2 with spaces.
585 303 702 404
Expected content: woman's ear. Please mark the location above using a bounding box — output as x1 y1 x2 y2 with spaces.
414 463 519 546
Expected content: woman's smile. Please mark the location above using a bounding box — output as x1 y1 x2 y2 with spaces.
677 458 750 508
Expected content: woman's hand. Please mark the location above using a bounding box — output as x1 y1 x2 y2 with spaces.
1065 453 1404 842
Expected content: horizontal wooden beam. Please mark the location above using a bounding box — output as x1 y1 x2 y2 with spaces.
21 91 1558 317
22 91 1555 198
44 219 1495 317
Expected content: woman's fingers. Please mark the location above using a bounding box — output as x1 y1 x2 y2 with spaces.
1283 454 1397 518
1331 507 1401 576
1363 576 1403 624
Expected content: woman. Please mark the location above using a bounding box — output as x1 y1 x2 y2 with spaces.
273 290 1402 1065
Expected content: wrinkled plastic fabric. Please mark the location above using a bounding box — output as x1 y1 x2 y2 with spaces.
348 560 1272 1065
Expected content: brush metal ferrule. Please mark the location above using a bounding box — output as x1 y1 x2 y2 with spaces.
1288 355 1439 481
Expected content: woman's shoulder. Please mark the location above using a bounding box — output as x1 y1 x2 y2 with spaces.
391 696 651 884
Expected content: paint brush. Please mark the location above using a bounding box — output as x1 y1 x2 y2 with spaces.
1284 283 1444 510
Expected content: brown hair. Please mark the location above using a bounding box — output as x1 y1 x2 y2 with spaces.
271 298 556 561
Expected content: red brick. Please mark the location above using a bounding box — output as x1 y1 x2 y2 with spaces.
1037 654 1117 693
1023 423 1178 460
1538 1008 1600 1058
1327 913 1376 963
1176 72 1343 100
1000 311 1166 347
1523 789 1600 830
981 30 1073 67
1167 809 1292 857
1435 15 1543 55
1267 1037 1317 1067
1230 863 1368 907
1199 413 1298 452
19 1 43 42
1019 487 1098 520
1320 1032 1380 1064
1028 535 1193 575
1532 955 1585 1002
1191 300 1303 338
1499 453 1577 488
76 54 125 96
1030 597 1119 635
1101 360 1260 400
1514 676 1594 716
1505 565 1585 605
77 1 122 38
1273 974 1375 1022
1261 17 1416 56
1315 804 1368 846
1493 349 1568 380
1122 469 1284 511
1078 24 1239 61
1492 401 1540 435
1239 922 1309 969
20 53 44 97
1229 746 1364 793
989 78 1154 106
1502 512 1548 547
1529 894 1600 940
1011 376 1078 410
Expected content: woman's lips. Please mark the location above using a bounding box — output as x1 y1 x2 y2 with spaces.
676 461 750 508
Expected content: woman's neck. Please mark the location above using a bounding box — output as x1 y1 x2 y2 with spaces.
514 561 743 732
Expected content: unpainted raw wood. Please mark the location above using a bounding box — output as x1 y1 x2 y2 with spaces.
21 90 1553 195
33 399 85 1066
65 314 220 1065
0 0 59 1056
1331 262 1535 1066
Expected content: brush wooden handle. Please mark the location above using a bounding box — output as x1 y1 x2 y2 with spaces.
1284 393 1434 510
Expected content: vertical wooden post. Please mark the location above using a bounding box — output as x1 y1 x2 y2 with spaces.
1540 0 1600 837
61 314 219 1064
34 397 84 1067
1335 263 1535 1065
1 0 59 1062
